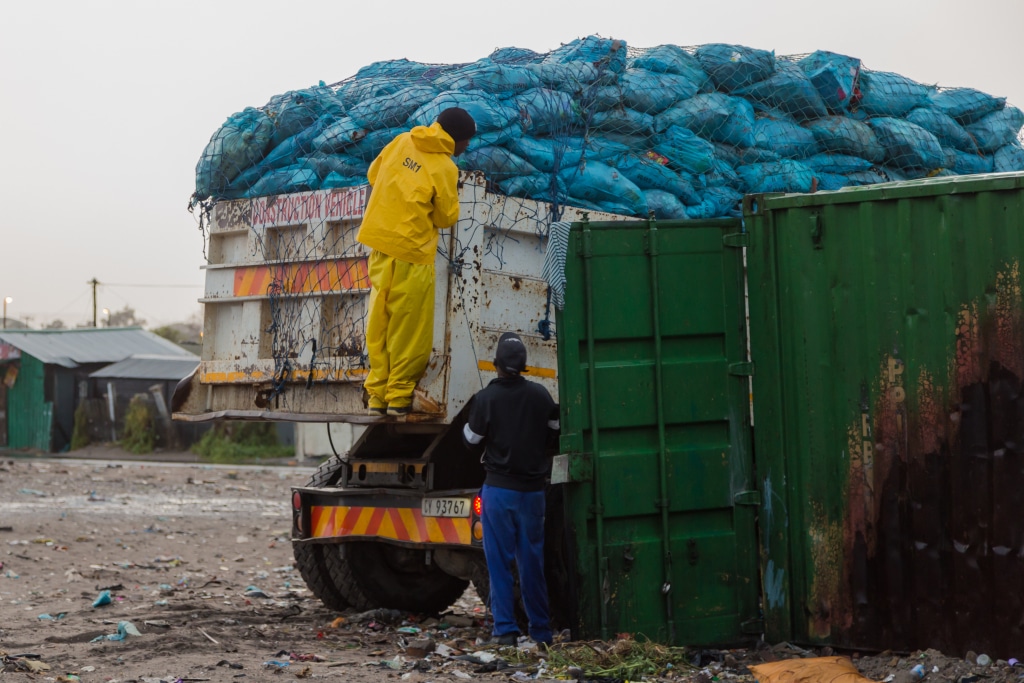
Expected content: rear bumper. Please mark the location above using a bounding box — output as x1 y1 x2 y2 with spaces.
291 486 481 549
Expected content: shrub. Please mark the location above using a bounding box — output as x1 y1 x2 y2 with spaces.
70 401 91 450
121 395 157 454
191 422 293 462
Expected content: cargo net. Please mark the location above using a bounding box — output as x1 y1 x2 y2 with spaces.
189 36 1024 389
191 36 1024 217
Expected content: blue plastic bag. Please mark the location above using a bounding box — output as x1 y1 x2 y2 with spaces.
799 51 861 113
265 86 346 147
737 160 815 194
525 61 601 87
734 61 827 120
312 117 365 154
712 143 779 166
559 161 647 216
701 157 742 190
349 126 411 162
994 143 1024 172
260 117 332 170
867 117 944 170
929 88 1006 124
965 106 1024 154
433 61 542 95
411 91 519 132
590 108 655 137
694 43 776 92
347 85 438 130
584 136 632 162
247 164 320 198
489 46 543 64
947 148 994 174
846 168 893 185
506 136 585 173
652 125 716 174
466 124 524 153
303 152 368 180
498 174 563 198
614 154 700 204
686 186 744 219
337 77 419 110
458 146 538 180
644 189 689 219
618 68 701 114
353 58 437 81
752 115 819 159
321 172 366 189
545 35 628 74
804 153 874 175
856 70 933 117
195 107 275 198
815 172 850 191
654 94 755 147
631 44 710 91
803 116 884 162
905 107 978 152
515 88 580 134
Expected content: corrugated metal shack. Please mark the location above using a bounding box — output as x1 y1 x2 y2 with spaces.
0 328 195 452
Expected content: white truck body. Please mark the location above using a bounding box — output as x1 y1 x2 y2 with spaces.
174 173 619 424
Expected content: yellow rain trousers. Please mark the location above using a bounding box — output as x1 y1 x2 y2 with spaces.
364 250 435 409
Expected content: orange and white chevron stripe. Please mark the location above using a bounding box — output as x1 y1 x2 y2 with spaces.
233 258 369 297
311 505 472 545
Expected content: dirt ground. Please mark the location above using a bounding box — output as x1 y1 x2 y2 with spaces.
0 451 1018 683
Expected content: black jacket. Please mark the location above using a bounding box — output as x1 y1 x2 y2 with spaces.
463 376 559 491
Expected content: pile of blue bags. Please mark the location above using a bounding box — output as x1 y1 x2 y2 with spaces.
193 36 1024 220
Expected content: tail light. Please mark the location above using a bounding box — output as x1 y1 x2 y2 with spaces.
292 492 303 535
473 495 483 517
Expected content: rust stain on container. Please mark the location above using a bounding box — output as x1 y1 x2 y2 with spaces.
831 263 1024 657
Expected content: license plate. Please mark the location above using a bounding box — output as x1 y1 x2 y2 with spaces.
421 497 471 518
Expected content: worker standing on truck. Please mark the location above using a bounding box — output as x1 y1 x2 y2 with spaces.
357 107 476 417
463 332 559 646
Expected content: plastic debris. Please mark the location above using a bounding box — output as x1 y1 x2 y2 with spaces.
263 660 290 669
92 589 112 607
90 620 142 642
975 654 992 667
18 488 47 497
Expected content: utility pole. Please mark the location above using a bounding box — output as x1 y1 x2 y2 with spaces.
88 277 100 327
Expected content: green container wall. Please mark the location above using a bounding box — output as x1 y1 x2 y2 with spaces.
747 173 1024 657
556 218 760 646
7 354 52 451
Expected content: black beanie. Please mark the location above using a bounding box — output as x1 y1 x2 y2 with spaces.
436 107 476 142
494 332 527 375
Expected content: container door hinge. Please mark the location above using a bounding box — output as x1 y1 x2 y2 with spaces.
723 232 750 248
734 490 762 506
729 361 754 376
741 617 765 635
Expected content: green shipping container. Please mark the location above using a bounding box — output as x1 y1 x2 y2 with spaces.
555 217 761 645
747 173 1024 657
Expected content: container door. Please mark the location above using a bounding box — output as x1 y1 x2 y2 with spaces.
556 217 759 646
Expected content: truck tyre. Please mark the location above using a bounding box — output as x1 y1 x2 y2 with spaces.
471 569 529 631
292 457 372 611
324 545 377 611
347 541 469 615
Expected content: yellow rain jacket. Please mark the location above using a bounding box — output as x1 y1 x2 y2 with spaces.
356 122 461 265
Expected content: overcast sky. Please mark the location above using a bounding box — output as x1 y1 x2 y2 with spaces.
2 0 1022 328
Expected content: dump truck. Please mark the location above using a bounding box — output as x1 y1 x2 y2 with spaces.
176 171 1024 657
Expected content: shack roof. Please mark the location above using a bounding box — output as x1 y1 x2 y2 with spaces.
0 327 194 369
89 354 199 381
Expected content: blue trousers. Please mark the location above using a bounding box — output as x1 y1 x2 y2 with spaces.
481 484 551 643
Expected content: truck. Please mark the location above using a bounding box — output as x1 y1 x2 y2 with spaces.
175 171 1024 656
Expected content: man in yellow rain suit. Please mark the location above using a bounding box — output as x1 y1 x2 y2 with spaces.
357 108 476 417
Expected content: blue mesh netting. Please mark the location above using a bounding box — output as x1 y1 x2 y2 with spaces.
192 35 1024 215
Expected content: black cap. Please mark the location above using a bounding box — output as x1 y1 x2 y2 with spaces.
436 107 476 142
494 332 527 375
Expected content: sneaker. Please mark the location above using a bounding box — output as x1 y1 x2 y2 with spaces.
366 406 386 417
487 633 519 646
387 405 411 417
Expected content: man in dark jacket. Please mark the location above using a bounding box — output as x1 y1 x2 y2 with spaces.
463 332 559 646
